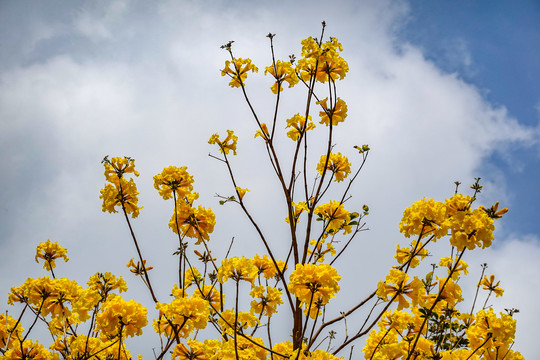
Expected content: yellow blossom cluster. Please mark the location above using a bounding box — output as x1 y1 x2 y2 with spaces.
307 239 337 263
285 201 309 225
35 239 69 271
221 57 258 88
0 313 23 350
288 263 341 318
286 113 316 141
95 294 148 338
6 243 148 359
249 285 283 317
208 130 238 155
377 269 424 310
296 36 349 83
265 60 299 93
400 195 500 251
394 240 428 268
314 201 354 236
317 97 348 126
168 199 216 244
153 166 194 200
152 165 216 244
252 254 286 279
316 152 351 182
2 340 57 360
52 335 133 360
99 156 142 218
154 295 210 339
217 256 258 284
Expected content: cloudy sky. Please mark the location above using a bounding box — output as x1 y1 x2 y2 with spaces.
1 0 539 358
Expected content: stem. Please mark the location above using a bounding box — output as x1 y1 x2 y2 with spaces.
121 205 158 303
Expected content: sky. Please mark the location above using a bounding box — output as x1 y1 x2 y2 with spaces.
0 0 539 358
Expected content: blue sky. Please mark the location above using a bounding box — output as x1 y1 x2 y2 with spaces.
403 1 540 236
0 1 538 358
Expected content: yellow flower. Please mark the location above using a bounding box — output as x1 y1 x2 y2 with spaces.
0 313 24 350
316 152 351 182
479 201 509 219
235 186 249 200
217 336 267 360
252 254 286 279
95 293 148 337
265 60 299 93
378 310 413 333
376 269 424 310
153 166 194 200
169 201 216 244
480 274 504 297
52 335 131 360
9 277 83 320
317 97 348 126
217 257 258 283
102 156 139 181
208 130 238 155
35 239 68 271
2 340 56 360
249 286 283 317
154 296 209 338
285 201 308 225
394 241 428 268
447 207 495 251
87 272 128 297
254 122 270 141
434 276 463 308
218 309 260 335
307 239 336 263
362 328 402 360
172 341 208 360
314 201 353 235
192 284 222 312
286 113 316 141
296 37 348 83
466 308 516 351
99 177 142 218
439 257 469 280
126 258 153 276
221 58 258 88
288 263 340 317
399 198 448 239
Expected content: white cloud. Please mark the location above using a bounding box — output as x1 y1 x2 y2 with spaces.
73 0 129 41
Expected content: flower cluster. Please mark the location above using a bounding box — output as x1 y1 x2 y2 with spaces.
316 152 351 182
6 243 148 359
35 239 69 271
296 36 349 83
99 156 142 218
208 130 238 155
217 256 258 284
221 58 258 88
154 295 210 339
153 166 216 244
286 113 316 141
288 264 341 318
95 294 148 338
400 195 501 251
153 166 194 200
265 60 299 93
314 201 354 236
317 97 348 126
